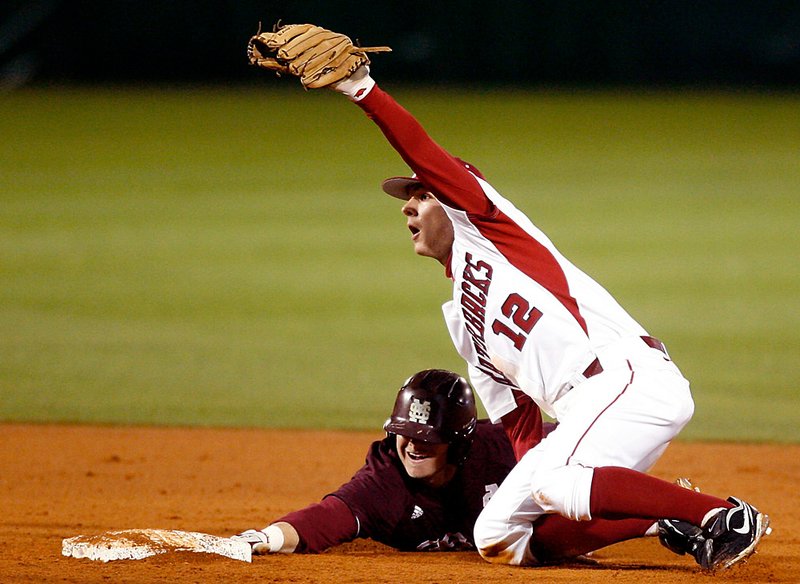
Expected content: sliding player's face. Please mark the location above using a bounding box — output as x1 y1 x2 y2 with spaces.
396 435 451 487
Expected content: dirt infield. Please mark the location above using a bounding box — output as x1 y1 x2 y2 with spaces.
1 424 797 583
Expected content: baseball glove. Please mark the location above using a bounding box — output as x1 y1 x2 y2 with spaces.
247 23 391 89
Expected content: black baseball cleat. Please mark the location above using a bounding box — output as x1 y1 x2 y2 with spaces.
698 496 771 570
657 518 706 563
657 477 707 562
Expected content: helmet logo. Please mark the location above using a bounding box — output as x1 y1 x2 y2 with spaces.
408 398 432 424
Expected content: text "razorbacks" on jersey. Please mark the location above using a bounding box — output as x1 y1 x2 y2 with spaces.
460 253 515 386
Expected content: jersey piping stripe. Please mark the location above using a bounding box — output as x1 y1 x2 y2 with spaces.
471 209 589 335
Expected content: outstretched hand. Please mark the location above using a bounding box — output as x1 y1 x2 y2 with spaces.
230 528 271 554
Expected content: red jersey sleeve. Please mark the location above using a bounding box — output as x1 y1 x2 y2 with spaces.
500 390 544 461
357 85 494 216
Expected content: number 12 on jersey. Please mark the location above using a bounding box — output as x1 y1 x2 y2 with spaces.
491 293 542 351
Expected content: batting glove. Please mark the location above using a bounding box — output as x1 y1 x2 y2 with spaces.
231 529 272 554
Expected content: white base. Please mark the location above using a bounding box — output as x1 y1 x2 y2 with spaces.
62 529 252 563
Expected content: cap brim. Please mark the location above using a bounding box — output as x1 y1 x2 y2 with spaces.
381 176 423 200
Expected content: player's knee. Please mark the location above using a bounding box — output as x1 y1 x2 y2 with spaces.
473 513 505 563
474 512 526 565
530 465 594 521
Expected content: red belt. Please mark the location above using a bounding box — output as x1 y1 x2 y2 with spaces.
581 357 604 378
641 335 669 357
581 336 669 379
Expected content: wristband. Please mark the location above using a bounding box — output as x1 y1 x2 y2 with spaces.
263 524 286 552
332 68 375 101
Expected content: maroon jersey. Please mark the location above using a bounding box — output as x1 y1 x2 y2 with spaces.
280 420 517 552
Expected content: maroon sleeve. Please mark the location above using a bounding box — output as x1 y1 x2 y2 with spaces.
275 495 358 553
500 390 544 461
274 438 410 552
357 85 494 216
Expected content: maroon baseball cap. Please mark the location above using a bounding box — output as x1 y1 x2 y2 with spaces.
380 159 484 200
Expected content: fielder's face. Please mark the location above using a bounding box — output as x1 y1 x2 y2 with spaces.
401 187 454 265
395 435 453 487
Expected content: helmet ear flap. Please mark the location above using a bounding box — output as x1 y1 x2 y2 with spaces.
446 431 475 465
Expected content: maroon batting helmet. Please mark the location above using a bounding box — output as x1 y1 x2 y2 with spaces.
384 369 477 464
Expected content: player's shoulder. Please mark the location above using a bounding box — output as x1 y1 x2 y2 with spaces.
471 420 515 455
340 436 407 492
462 420 516 474
364 436 403 470
474 419 506 439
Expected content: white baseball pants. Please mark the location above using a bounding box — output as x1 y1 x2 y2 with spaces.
474 341 694 565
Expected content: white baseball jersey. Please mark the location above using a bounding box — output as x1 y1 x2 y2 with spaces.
443 179 649 421
356 83 697 566
359 86 648 421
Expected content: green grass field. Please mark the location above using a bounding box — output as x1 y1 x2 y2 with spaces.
1 85 798 441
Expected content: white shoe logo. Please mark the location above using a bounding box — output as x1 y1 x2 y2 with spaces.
727 503 751 535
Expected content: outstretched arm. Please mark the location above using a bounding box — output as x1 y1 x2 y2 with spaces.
336 70 494 216
246 22 492 215
232 495 358 554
